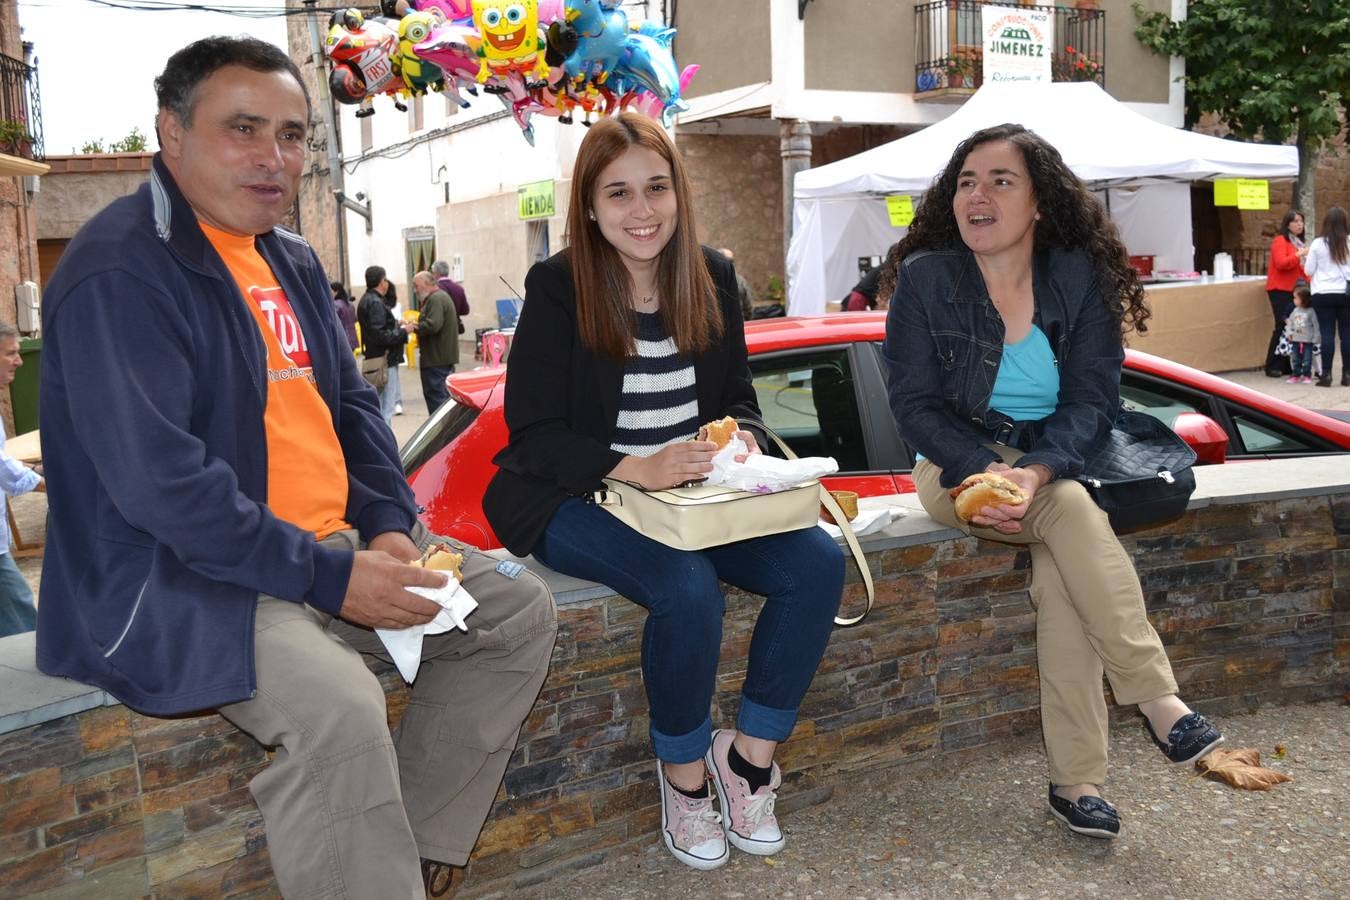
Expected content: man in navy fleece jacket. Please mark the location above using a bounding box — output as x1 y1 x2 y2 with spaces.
35 37 555 898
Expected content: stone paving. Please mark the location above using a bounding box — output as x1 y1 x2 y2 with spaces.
508 701 1349 900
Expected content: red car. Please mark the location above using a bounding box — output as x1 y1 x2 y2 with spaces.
402 311 1350 549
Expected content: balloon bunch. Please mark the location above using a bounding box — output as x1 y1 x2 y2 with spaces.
323 0 699 145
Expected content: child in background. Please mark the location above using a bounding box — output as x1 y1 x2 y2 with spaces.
1284 285 1322 384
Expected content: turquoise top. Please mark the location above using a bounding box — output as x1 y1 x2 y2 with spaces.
990 325 1059 421
915 325 1060 463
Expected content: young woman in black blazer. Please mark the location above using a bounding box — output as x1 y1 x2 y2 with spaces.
484 113 844 871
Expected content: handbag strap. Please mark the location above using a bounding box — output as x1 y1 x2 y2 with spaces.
744 417 874 627
817 485 874 626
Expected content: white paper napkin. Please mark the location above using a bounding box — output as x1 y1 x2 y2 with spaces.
708 436 839 493
376 575 479 682
817 506 895 539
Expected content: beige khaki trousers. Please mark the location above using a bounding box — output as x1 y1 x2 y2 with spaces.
914 447 1177 786
219 527 557 899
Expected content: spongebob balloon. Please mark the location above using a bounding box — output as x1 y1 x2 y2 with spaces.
471 0 550 87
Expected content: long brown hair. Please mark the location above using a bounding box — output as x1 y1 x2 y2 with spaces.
1320 206 1349 265
565 113 720 359
877 124 1150 336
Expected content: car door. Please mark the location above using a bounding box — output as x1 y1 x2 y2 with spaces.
746 342 906 495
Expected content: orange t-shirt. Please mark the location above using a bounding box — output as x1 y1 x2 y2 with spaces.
201 222 350 538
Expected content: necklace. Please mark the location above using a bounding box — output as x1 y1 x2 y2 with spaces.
638 295 656 305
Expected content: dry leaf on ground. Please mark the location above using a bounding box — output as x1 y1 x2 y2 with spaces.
1196 747 1293 791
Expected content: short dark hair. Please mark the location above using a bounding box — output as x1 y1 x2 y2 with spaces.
155 36 311 128
365 266 387 290
1294 282 1311 301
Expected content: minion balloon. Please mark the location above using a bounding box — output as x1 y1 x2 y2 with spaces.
471 0 550 86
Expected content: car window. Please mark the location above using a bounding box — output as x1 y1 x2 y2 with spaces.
1228 412 1317 454
401 400 480 475
748 348 869 471
1118 375 1207 427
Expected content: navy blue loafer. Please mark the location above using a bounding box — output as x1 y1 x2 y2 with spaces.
1145 711 1224 764
1047 785 1120 839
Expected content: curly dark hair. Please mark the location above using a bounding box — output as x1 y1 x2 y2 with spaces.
876 124 1150 336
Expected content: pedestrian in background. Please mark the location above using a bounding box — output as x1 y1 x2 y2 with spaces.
1283 283 1321 384
718 248 754 319
331 280 359 351
384 282 406 415
406 270 460 414
431 259 470 334
1263 209 1307 377
356 265 407 423
843 264 883 311
1302 205 1350 387
0 323 42 638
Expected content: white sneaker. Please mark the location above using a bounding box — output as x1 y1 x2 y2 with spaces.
705 729 785 855
656 761 728 870
394 402 404 415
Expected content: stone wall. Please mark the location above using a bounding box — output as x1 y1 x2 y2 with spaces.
1 489 1346 896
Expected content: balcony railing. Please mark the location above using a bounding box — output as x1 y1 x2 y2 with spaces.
914 1 1105 96
0 53 43 159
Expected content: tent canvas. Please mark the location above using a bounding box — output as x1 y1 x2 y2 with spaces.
786 82 1299 315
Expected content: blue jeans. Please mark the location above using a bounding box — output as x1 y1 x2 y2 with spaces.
533 497 844 763
0 551 36 637
1311 291 1350 378
378 367 398 423
1292 341 1317 377
420 364 454 415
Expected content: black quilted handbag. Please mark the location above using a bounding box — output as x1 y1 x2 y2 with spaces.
1075 408 1197 533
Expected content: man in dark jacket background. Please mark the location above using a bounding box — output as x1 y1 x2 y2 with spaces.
36 37 555 898
356 264 407 423
408 270 460 414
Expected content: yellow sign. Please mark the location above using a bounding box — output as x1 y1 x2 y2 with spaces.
1213 180 1238 206
517 180 555 220
1236 179 1269 210
886 195 915 227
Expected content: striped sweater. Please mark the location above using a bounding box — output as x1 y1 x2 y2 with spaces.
609 311 699 456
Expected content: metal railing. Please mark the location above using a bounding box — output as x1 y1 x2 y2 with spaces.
0 53 43 159
914 1 1106 93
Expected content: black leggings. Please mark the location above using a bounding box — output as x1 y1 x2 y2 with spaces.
1265 290 1294 372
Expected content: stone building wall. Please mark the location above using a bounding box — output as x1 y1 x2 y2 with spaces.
1 489 1345 896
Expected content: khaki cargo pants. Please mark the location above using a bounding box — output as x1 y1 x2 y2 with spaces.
913 447 1177 787
219 525 557 899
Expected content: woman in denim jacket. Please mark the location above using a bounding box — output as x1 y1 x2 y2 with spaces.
881 125 1222 839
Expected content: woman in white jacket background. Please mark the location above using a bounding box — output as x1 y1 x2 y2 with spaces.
1301 205 1350 387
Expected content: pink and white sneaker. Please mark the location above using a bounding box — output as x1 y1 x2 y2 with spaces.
1286 375 1301 384
705 729 785 855
1301 376 1314 384
656 761 728 870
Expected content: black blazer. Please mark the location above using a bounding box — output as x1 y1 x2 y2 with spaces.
484 246 763 556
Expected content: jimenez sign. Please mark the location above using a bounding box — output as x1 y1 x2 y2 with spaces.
981 6 1052 84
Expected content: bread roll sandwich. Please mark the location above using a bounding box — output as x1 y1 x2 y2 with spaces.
415 542 463 581
948 472 1029 523
697 416 739 449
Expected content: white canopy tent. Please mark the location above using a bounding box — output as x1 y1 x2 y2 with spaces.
787 82 1299 316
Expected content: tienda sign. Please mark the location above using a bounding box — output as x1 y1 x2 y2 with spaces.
981 6 1052 84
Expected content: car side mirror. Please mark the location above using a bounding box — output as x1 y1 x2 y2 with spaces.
1171 412 1228 465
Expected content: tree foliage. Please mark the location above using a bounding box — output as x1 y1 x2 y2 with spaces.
76 127 149 155
1135 0 1350 223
